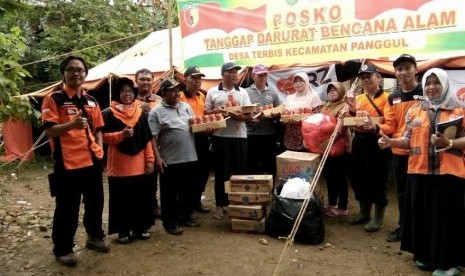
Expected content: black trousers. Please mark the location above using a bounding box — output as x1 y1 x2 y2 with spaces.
322 153 349 209
193 133 211 204
247 134 277 177
108 174 154 235
349 133 388 206
147 170 159 208
212 136 247 207
159 161 196 229
392 154 408 227
401 174 465 270
52 163 104 257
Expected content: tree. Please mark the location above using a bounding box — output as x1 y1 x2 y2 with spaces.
0 0 172 123
18 0 168 93
0 1 39 124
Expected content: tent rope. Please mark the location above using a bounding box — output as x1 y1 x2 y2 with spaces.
19 30 153 68
0 131 48 170
15 131 46 171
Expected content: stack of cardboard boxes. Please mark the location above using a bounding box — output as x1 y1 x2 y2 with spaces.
224 151 321 234
225 175 273 233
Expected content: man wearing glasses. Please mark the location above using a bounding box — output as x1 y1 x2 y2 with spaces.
41 56 110 266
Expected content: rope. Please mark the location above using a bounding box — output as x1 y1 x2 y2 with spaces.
15 131 46 170
273 60 366 275
0 139 49 170
19 30 153 68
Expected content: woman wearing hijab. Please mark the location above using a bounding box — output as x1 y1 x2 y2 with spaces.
320 82 350 217
101 77 155 244
282 72 322 151
380 68 465 276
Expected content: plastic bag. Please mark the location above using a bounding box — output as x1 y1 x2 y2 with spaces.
265 191 325 245
280 177 310 200
301 113 345 156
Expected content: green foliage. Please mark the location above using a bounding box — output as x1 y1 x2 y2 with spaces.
0 27 37 124
17 0 169 93
0 0 172 123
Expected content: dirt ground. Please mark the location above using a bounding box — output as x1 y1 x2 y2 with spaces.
0 160 431 276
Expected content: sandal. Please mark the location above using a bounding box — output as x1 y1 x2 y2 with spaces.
325 208 349 218
212 207 224 220
324 204 337 212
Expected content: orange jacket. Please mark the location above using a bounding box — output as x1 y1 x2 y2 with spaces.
352 89 389 134
379 85 423 155
180 90 206 117
406 102 465 178
102 102 154 177
42 88 104 170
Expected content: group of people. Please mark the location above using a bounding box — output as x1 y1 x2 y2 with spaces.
348 54 465 276
43 54 465 275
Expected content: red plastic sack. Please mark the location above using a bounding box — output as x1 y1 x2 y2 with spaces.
301 113 345 156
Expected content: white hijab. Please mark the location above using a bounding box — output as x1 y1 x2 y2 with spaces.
293 72 311 95
421 68 463 109
284 72 322 110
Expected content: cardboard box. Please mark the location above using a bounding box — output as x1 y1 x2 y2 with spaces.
276 150 320 182
261 105 285 117
191 119 227 133
231 217 266 233
228 192 271 205
280 113 310 123
224 104 257 114
228 205 265 220
226 175 273 193
343 117 384 126
225 181 273 193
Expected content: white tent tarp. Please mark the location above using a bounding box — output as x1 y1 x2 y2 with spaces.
86 27 184 81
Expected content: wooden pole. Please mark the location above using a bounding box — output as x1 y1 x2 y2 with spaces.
167 0 173 74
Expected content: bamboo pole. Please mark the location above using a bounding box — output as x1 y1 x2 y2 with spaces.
167 0 173 73
273 59 367 275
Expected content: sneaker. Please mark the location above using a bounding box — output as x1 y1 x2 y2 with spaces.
387 226 402 242
135 230 151 240
415 260 434 271
116 233 131 244
56 252 78 266
432 267 460 276
86 237 110 253
165 225 183 235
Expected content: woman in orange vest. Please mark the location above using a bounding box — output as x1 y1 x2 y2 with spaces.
101 77 155 244
380 68 465 276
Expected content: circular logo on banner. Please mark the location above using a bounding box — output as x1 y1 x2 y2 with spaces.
456 87 465 102
286 0 299 6
182 6 199 28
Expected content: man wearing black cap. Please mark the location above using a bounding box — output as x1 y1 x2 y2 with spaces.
148 77 199 235
346 63 390 233
180 66 211 213
205 62 252 220
366 54 423 242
